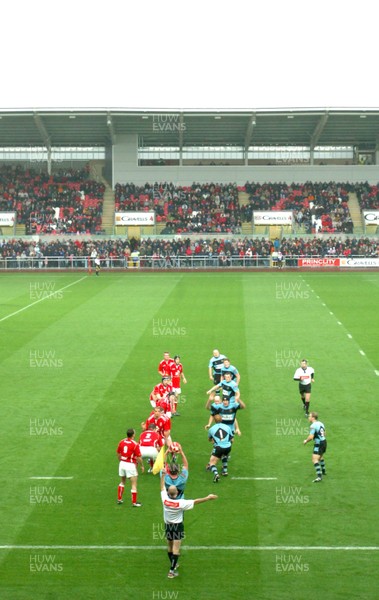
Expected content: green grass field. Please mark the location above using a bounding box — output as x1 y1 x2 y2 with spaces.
0 270 379 600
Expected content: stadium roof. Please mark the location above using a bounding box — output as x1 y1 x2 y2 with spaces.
0 108 378 149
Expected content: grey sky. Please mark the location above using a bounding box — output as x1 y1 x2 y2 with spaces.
1 1 376 110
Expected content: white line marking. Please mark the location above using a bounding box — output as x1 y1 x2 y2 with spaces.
337 321 342 325
329 312 333 315
0 277 87 323
347 334 352 339
231 477 277 481
322 303 326 306
29 477 73 480
0 545 378 551
359 350 366 356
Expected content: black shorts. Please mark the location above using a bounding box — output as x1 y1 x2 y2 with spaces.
213 373 222 385
165 522 184 541
313 440 327 455
299 383 311 394
212 445 231 459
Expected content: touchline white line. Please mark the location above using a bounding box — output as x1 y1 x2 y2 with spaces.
0 276 87 323
0 545 378 551
231 477 277 481
29 477 73 480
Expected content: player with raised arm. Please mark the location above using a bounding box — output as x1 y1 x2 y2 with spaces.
160 472 217 578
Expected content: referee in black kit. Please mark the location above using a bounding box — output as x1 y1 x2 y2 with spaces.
293 359 315 416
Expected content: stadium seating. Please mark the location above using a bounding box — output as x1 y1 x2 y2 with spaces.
0 165 105 234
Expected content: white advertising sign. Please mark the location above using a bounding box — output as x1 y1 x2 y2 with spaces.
115 212 155 226
253 211 293 225
363 211 379 223
340 257 379 268
0 212 16 227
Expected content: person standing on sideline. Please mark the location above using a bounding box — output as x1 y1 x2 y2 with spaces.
94 255 101 276
293 359 315 416
160 473 217 578
116 428 144 506
303 412 327 483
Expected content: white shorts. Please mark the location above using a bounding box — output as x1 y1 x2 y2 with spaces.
119 461 138 478
139 446 159 460
172 387 181 395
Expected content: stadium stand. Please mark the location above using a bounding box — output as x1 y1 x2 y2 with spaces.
0 165 105 234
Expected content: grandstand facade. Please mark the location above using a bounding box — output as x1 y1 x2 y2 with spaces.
0 108 378 245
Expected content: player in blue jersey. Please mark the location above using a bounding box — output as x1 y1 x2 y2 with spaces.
204 395 241 467
207 371 240 403
208 349 226 385
220 358 240 384
303 411 327 482
164 446 189 499
207 414 233 483
212 396 245 436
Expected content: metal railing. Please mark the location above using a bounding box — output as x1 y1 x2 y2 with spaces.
0 254 376 270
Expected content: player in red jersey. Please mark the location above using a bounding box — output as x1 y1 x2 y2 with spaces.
170 355 187 416
156 392 176 417
150 376 173 408
142 406 172 447
116 428 144 507
158 352 175 378
139 424 164 473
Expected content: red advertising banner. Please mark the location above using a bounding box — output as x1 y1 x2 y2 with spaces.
298 258 340 268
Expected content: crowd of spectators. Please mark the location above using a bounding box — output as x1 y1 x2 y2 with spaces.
0 165 105 234
0 235 377 269
115 181 242 233
2 169 379 239
242 181 354 233
354 182 379 210
114 180 358 235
